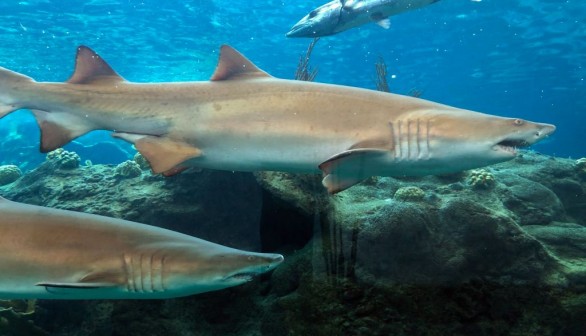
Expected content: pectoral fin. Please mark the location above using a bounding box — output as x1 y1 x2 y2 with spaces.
371 13 391 29
113 133 202 174
36 281 117 295
36 270 124 295
322 174 368 194
36 282 117 289
319 149 388 194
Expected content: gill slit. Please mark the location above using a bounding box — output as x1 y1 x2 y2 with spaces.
388 121 396 160
397 120 402 159
416 119 421 158
139 253 145 293
426 119 431 159
123 253 135 292
149 253 155 293
406 119 411 159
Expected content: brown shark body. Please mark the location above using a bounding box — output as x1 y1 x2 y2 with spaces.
0 45 555 193
0 197 283 299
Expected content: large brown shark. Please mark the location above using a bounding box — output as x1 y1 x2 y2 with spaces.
0 45 555 193
0 197 283 300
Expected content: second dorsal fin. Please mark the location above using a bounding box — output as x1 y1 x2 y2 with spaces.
210 45 271 81
67 46 126 85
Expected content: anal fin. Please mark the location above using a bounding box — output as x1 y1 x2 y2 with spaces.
31 109 96 152
113 133 202 174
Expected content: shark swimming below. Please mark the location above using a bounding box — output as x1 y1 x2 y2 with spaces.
287 0 441 38
0 45 555 193
0 197 283 299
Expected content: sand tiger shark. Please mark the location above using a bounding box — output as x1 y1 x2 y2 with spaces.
287 0 441 37
0 45 555 193
0 197 283 299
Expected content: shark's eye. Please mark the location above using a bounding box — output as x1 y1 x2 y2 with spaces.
309 10 319 18
247 256 255 261
514 119 524 126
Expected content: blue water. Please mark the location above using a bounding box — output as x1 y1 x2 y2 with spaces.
0 0 584 166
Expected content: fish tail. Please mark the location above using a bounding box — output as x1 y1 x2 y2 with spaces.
0 66 34 119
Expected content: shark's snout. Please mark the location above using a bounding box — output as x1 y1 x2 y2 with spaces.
272 254 285 264
223 253 284 283
493 120 556 156
537 123 556 138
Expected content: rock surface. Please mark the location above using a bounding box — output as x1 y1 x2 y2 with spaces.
0 150 585 335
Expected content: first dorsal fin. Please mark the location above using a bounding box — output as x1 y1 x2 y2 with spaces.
210 45 271 81
67 46 126 85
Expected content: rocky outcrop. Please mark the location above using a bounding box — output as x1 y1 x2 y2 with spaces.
1 150 585 335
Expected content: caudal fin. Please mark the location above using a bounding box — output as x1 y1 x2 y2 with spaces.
0 66 34 118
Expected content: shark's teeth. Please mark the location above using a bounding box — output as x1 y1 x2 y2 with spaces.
496 145 517 154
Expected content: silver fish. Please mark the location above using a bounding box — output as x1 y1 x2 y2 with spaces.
287 0 441 37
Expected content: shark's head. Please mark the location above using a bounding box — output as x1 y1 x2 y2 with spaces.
287 1 342 38
425 111 556 171
162 243 284 296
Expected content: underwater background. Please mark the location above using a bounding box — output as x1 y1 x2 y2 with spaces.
0 0 585 335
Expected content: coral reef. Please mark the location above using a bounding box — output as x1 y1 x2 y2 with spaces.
133 152 150 170
576 158 586 178
0 165 21 186
467 168 496 189
46 148 80 169
393 186 425 201
0 300 46 336
115 160 142 178
0 150 585 335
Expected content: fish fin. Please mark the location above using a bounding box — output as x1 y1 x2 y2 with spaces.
36 270 123 293
210 45 272 81
371 14 391 29
31 109 96 152
376 18 391 29
36 281 118 295
340 0 355 9
36 282 117 289
322 174 367 194
113 133 202 174
319 148 388 174
67 46 126 85
319 149 388 194
162 166 189 177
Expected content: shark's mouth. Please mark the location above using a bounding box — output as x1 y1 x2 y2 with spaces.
494 139 531 154
226 272 258 282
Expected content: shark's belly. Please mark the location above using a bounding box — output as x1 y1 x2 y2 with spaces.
186 132 356 173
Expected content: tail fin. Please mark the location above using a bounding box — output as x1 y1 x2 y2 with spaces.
0 66 34 118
